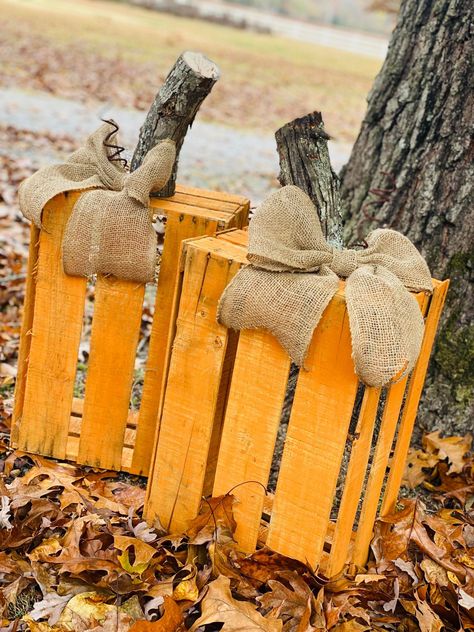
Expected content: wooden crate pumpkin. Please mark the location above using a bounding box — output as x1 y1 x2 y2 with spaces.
12 187 249 475
144 229 449 575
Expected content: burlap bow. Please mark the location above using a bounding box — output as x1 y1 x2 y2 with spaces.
218 185 433 387
19 123 176 283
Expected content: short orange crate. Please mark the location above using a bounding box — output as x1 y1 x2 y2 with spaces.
12 187 249 475
145 229 449 575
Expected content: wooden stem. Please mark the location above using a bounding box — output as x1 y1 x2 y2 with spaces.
275 111 343 248
131 51 220 197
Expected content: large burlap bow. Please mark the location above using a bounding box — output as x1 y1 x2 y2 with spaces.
218 185 433 387
19 123 176 283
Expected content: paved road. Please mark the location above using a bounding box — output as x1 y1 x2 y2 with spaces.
0 87 352 203
136 0 389 59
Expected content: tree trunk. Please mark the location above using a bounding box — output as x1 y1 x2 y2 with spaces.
276 112 343 248
340 0 473 438
131 51 220 197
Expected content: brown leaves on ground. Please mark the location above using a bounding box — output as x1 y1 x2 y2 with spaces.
403 431 472 489
0 437 472 631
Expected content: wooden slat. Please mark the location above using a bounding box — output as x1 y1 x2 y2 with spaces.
11 223 40 446
327 387 381 576
77 275 144 470
70 416 136 447
18 193 87 458
134 207 248 476
144 239 246 531
266 288 359 567
381 280 449 514
202 330 239 496
352 291 431 567
150 199 239 223
163 192 241 214
174 184 249 208
133 213 217 475
213 329 291 552
71 397 84 417
217 229 250 247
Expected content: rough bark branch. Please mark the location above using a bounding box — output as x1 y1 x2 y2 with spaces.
131 51 220 197
275 111 343 247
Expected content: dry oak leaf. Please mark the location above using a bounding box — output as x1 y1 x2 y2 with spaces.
172 565 200 602
423 431 472 474
114 534 158 575
257 571 315 632
191 575 282 632
236 548 312 587
185 495 237 545
130 596 183 632
413 591 443 632
402 449 439 488
331 621 370 631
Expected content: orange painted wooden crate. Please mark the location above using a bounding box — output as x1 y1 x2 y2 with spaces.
12 187 249 475
144 229 449 575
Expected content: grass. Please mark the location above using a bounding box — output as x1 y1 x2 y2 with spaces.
0 0 381 142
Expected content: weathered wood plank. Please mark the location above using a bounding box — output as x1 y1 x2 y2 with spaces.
18 192 87 458
133 213 216 475
381 280 450 515
77 275 145 470
266 287 358 567
213 329 291 552
352 291 431 567
327 386 381 576
144 238 246 531
11 223 40 446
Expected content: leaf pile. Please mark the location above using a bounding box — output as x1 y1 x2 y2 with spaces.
0 435 471 632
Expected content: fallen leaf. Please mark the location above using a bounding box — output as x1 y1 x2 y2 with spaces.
114 534 158 575
403 449 439 488
257 571 314 632
185 495 237 544
423 432 472 474
332 621 370 631
29 591 72 625
130 596 183 631
354 574 386 585
458 588 474 611
191 575 282 631
414 591 443 632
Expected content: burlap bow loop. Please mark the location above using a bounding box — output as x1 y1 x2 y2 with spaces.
19 123 176 284
19 123 127 227
62 137 175 283
218 185 433 387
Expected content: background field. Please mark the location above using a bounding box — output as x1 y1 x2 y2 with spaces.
0 0 381 142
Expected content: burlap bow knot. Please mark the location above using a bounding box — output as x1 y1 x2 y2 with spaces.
218 185 433 387
19 123 176 283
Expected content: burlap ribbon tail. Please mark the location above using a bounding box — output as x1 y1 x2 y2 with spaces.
19 122 176 283
218 185 433 387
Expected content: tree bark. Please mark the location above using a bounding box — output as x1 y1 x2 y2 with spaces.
131 51 220 197
276 112 343 248
340 0 473 437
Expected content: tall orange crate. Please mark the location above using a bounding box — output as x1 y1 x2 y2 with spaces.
12 187 249 475
145 229 449 575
